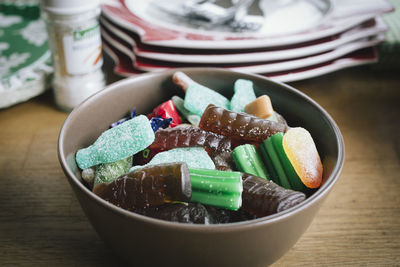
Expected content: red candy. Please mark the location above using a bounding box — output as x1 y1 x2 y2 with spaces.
148 100 181 127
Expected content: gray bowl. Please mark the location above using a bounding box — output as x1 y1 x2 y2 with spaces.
58 68 344 267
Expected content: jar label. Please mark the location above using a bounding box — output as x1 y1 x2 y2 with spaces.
63 23 103 75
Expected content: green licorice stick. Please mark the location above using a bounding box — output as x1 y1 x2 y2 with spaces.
261 136 291 189
269 133 307 192
259 144 280 184
232 144 269 180
189 168 242 210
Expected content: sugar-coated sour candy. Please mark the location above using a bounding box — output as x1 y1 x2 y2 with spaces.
129 147 215 172
94 162 192 210
283 127 323 189
172 96 201 126
232 144 269 180
230 79 257 113
189 168 243 210
245 95 274 120
76 115 155 169
173 72 230 116
149 125 232 152
199 104 288 143
241 173 306 217
94 156 132 187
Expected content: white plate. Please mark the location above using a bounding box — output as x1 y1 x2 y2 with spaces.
102 27 384 74
101 16 387 64
103 41 378 82
126 0 333 36
101 0 392 49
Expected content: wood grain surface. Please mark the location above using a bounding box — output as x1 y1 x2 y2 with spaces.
0 66 399 266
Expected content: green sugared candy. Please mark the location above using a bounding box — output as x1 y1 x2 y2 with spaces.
232 144 269 180
172 96 201 126
189 168 243 210
94 156 132 187
81 167 95 186
230 79 257 113
75 115 155 170
184 83 230 117
260 133 306 192
129 147 215 172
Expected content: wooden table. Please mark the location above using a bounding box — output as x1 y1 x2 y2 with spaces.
0 66 399 266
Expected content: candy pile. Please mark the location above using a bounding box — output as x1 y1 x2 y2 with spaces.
75 72 323 224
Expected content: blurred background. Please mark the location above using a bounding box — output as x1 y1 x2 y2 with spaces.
0 0 398 109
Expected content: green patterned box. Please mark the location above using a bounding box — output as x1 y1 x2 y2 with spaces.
0 2 52 108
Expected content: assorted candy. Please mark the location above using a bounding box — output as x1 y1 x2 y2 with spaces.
76 72 324 224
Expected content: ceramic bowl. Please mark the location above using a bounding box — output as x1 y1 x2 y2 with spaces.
58 68 344 267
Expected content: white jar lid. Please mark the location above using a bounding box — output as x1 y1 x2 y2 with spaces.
40 0 100 15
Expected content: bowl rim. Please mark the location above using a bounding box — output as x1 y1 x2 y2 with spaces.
58 67 345 232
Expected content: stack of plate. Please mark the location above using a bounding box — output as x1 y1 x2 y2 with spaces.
100 0 393 82
0 2 52 109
